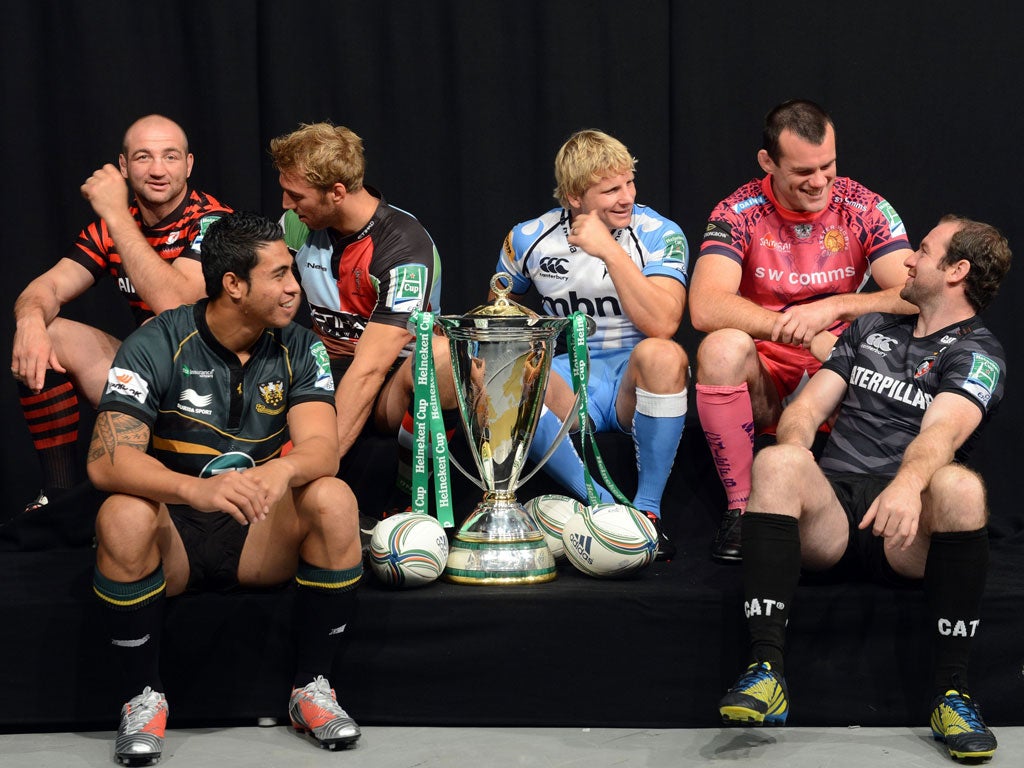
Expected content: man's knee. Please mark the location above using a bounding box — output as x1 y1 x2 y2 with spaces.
632 338 689 388
695 328 757 382
925 464 988 531
298 477 358 526
95 494 161 576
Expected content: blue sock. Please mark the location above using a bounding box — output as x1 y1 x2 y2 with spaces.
530 406 611 504
631 388 687 517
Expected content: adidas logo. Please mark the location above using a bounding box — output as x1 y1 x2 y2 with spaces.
567 532 594 565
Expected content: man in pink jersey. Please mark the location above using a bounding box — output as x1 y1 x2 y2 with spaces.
690 100 914 563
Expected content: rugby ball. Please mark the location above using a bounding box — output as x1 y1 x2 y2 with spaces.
561 503 658 578
368 512 449 588
525 494 584 560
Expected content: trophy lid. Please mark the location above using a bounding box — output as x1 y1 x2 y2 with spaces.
461 273 540 320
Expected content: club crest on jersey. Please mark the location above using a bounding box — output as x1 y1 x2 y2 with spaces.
793 223 814 240
256 380 285 415
914 356 937 378
821 226 848 253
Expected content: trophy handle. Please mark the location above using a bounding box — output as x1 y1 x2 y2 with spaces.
447 451 489 491
515 384 584 487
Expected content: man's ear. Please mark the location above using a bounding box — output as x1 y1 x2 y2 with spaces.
222 271 246 300
947 259 971 286
757 149 776 175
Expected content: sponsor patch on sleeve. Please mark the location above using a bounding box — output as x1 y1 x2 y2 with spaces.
875 200 907 238
105 367 151 404
385 264 428 313
310 341 335 391
702 220 733 245
192 214 224 253
961 352 1000 406
662 232 689 266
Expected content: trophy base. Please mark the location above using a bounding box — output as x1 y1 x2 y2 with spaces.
442 497 557 585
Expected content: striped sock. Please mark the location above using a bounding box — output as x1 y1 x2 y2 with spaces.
19 373 81 491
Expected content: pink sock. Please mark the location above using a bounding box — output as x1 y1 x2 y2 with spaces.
695 383 755 512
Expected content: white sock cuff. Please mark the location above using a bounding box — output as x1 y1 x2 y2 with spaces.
635 387 688 418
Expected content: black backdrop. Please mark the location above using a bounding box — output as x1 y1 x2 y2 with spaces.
2 1 1021 533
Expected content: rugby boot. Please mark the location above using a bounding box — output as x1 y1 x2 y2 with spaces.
114 686 168 765
930 689 997 761
711 508 743 563
289 675 361 750
719 661 789 725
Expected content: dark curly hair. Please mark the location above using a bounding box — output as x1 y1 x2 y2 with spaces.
939 215 1013 312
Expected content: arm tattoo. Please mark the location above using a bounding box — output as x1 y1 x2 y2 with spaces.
87 412 150 465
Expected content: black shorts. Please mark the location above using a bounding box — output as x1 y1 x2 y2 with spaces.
811 472 920 589
169 505 249 592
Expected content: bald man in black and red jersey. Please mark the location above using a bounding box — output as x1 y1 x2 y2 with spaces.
270 123 453 512
10 115 230 514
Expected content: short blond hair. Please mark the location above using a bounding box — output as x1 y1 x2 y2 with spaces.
553 129 636 208
269 122 365 192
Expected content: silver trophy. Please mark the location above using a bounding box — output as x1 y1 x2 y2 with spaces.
436 274 590 585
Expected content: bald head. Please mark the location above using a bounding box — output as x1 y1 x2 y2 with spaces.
122 115 189 157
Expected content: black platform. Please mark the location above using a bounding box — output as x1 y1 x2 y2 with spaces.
2 429 1023 733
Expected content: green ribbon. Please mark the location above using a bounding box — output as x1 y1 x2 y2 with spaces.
410 310 454 528
566 312 631 507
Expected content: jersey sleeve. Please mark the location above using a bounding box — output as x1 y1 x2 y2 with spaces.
287 329 337 407
366 215 439 329
698 185 761 266
65 219 111 282
497 223 536 295
841 180 911 262
182 208 230 262
96 316 174 427
633 208 689 286
935 341 1006 417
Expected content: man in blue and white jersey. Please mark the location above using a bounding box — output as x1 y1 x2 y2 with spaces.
497 129 690 559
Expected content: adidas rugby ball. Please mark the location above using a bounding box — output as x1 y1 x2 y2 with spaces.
561 503 658 578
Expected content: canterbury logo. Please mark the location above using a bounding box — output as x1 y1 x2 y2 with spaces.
179 389 214 407
538 256 569 275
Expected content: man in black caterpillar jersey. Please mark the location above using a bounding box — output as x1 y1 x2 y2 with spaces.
270 122 456 517
88 212 362 764
718 216 1012 763
11 115 230 514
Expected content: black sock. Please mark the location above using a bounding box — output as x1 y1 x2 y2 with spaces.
925 528 989 695
742 512 802 675
292 561 362 688
94 565 166 698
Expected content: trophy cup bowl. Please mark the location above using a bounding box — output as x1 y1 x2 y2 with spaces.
436 276 582 585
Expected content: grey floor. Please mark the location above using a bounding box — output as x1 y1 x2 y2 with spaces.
0 725 1017 767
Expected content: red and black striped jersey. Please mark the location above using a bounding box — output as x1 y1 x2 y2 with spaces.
67 188 232 326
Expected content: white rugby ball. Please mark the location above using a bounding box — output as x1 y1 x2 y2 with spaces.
368 512 449 588
561 503 658 579
525 494 585 560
